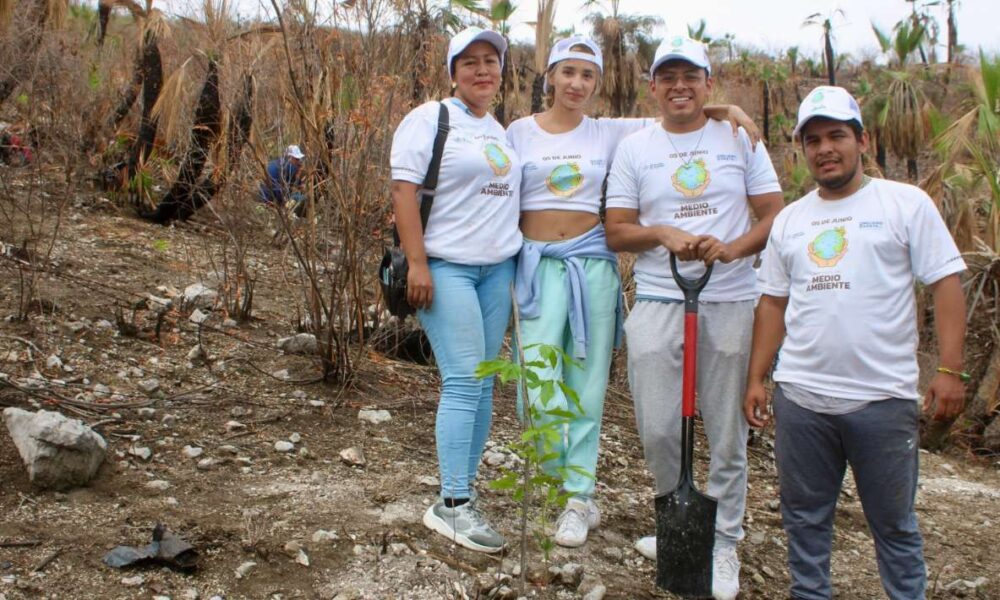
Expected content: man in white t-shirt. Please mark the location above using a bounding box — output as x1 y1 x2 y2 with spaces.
604 36 784 600
744 86 968 600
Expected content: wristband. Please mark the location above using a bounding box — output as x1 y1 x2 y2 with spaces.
936 366 971 383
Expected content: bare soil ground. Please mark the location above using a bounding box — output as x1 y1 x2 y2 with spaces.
0 175 997 600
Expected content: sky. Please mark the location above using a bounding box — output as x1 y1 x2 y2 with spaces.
137 0 995 60
501 0 995 59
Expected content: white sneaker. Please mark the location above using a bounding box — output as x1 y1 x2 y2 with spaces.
712 545 741 600
635 535 656 560
555 504 588 547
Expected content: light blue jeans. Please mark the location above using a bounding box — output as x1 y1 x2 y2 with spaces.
418 257 515 499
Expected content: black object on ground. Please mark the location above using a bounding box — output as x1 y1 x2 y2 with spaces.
103 523 199 571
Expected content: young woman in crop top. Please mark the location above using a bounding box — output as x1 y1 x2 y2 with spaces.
506 36 759 548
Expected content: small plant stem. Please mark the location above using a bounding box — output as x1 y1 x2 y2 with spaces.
509 283 532 594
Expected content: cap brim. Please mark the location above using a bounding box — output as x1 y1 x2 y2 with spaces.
650 54 711 78
793 111 863 137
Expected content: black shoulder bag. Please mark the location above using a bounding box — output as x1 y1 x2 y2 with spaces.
379 102 450 319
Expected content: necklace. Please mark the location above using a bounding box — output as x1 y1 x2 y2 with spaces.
663 124 708 167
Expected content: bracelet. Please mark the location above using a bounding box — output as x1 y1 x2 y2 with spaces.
937 366 971 383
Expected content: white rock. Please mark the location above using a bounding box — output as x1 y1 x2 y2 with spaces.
182 445 204 459
189 309 210 325
289 432 302 444
308 400 326 408
222 319 238 328
218 445 240 455
274 441 295 453
138 379 160 394
312 529 338 543
418 475 439 486
235 561 256 579
484 451 506 466
339 447 366 467
278 333 319 355
197 458 218 470
94 384 111 397
45 355 62 370
129 446 153 461
121 575 145 587
225 421 245 433
137 407 156 419
181 588 200 600
358 409 391 425
146 480 170 491
183 283 218 310
3 408 107 490
272 369 290 380
295 548 310 566
290 390 307 400
95 319 114 329
187 345 207 362
162 414 179 427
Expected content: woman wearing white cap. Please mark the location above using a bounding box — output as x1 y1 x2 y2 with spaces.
506 36 759 548
389 27 521 553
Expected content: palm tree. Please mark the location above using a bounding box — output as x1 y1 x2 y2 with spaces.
583 0 660 116
530 0 557 113
869 18 929 181
802 9 844 85
921 52 1000 450
687 18 710 43
946 0 959 63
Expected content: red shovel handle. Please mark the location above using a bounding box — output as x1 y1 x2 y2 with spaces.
669 254 712 419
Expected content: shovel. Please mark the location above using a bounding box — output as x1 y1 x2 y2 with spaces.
655 253 717 598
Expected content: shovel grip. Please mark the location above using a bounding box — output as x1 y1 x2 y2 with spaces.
683 313 698 417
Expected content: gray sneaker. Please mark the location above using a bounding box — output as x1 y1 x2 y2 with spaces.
423 499 505 553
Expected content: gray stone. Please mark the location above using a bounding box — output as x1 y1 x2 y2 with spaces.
183 283 218 310
278 333 319 355
45 355 62 370
559 562 584 588
145 295 172 313
3 408 107 490
182 445 204 459
181 588 200 600
274 441 295 453
187 345 207 363
308 400 326 408
129 446 152 461
225 421 245 433
749 531 766 545
358 409 391 425
189 309 210 325
578 574 605 599
272 369 290 380
137 407 156 419
289 432 302 444
138 379 160 394
339 447 366 467
121 575 145 587
311 529 338 543
235 561 256 579
197 458 218 470
146 480 170 491
222 319 238 328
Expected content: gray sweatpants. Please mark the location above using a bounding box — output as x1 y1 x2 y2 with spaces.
774 386 925 600
625 299 753 547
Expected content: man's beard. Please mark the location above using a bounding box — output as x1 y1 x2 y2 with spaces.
815 160 860 192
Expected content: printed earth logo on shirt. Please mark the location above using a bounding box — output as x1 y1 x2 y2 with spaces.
808 226 849 267
671 159 711 198
545 163 584 197
484 143 512 176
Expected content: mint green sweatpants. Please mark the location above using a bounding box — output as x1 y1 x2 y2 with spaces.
519 256 619 499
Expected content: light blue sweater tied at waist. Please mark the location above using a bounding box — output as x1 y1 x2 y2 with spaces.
515 224 624 360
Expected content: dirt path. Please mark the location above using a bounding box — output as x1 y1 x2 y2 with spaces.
0 195 997 600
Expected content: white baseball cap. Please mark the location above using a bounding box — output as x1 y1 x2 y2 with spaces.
544 35 603 93
285 144 305 160
793 86 864 138
447 27 507 78
650 35 711 78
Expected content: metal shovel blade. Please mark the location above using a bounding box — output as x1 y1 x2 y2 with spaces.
655 476 718 598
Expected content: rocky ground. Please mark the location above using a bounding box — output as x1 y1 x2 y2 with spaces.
0 176 997 600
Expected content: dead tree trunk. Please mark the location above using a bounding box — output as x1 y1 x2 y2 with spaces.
141 60 221 224
124 31 162 186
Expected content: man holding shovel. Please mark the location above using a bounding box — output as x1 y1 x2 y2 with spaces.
605 36 783 599
745 86 967 600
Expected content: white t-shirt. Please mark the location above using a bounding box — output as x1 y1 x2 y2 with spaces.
605 120 781 301
390 100 522 265
758 178 966 401
506 116 652 214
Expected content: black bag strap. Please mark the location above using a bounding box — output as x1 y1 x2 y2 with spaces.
393 102 451 245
